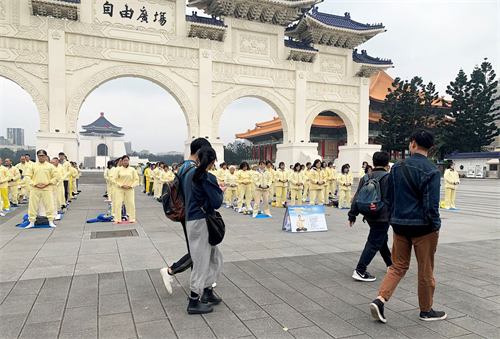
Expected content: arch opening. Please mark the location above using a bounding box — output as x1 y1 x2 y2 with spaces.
97 143 108 156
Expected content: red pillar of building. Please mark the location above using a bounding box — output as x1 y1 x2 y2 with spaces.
321 139 325 158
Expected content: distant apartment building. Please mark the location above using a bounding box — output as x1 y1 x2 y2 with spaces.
125 141 132 154
7 128 24 146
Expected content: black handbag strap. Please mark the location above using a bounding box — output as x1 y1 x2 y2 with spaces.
401 161 422 201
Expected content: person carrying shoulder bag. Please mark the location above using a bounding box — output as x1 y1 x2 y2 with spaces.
184 146 225 315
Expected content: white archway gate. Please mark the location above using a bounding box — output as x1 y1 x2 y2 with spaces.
0 0 392 172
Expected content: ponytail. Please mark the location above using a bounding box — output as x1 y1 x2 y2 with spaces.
193 146 217 184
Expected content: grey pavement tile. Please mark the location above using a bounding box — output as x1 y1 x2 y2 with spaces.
397 325 447 339
60 305 98 334
239 286 283 306
176 327 216 339
287 326 332 339
449 316 498 339
99 312 137 339
20 265 75 280
9 278 45 296
99 272 127 296
74 261 123 275
210 323 253 339
165 305 208 331
446 302 500 327
274 291 324 313
130 298 167 324
26 299 66 324
0 314 27 339
36 276 71 302
136 320 176 339
345 317 408 339
99 293 131 315
244 317 294 339
302 310 364 338
313 296 367 321
19 321 61 339
223 296 269 321
124 270 158 301
261 303 314 329
28 256 78 268
0 293 37 316
420 319 471 338
0 268 25 283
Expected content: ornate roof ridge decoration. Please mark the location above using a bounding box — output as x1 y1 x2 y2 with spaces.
285 7 386 48
188 0 323 26
285 38 318 63
186 12 227 41
30 0 80 21
352 49 393 78
80 131 125 137
81 112 123 136
353 49 392 65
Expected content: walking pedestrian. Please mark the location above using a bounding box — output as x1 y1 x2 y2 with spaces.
370 129 446 323
348 151 392 282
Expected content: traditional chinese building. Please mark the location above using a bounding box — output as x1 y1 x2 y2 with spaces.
236 70 393 162
78 112 126 168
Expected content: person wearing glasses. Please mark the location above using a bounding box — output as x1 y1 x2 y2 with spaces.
25 150 58 228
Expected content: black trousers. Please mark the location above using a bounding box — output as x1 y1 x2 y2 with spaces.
63 180 69 202
170 219 193 274
356 221 393 272
143 175 147 191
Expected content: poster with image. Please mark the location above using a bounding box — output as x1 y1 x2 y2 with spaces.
282 205 328 233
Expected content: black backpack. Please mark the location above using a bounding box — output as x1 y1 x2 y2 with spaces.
356 172 389 216
161 164 195 222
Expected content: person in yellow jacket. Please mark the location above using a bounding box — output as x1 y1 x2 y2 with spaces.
154 162 165 199
104 161 113 202
58 153 72 204
0 158 11 212
252 161 272 217
5 158 21 207
144 163 151 194
148 163 156 196
216 163 228 186
289 162 305 206
265 161 275 202
18 171 26 205
136 164 144 187
224 165 238 208
48 158 64 220
71 162 79 196
51 158 65 216
112 156 139 223
108 158 121 219
16 155 33 202
321 161 331 204
274 162 288 207
338 164 354 209
236 162 253 212
302 162 312 202
25 150 58 228
308 159 327 205
444 163 460 209
359 161 368 179
328 162 339 197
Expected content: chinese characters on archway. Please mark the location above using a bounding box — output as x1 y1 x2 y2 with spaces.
103 1 167 26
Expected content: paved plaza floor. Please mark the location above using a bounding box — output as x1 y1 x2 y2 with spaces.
0 174 499 339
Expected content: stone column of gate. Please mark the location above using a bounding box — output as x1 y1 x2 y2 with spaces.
276 71 318 166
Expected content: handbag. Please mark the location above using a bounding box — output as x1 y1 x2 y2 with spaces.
192 184 225 246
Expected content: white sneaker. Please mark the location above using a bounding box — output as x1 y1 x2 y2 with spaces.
160 267 174 294
55 214 62 220
25 222 35 228
212 282 217 288
49 222 57 228
0 212 5 217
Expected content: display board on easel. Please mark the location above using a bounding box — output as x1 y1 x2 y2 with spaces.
282 205 328 233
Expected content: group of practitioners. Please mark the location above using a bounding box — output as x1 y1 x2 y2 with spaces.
95 130 454 323
0 151 81 227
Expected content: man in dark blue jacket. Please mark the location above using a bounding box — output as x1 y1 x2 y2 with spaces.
370 129 447 323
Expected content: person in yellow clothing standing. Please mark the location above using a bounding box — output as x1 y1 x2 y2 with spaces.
252 161 272 217
0 158 11 212
71 162 79 196
224 165 238 208
58 153 71 204
308 159 326 205
25 150 58 228
321 161 331 204
16 155 32 203
338 164 354 209
444 163 460 209
5 158 21 207
108 158 121 219
236 162 253 213
154 162 165 199
112 156 139 223
328 163 339 198
289 163 305 206
136 164 144 187
148 163 156 196
51 157 65 218
104 161 113 202
265 161 275 202
144 163 151 194
274 162 288 207
302 162 312 202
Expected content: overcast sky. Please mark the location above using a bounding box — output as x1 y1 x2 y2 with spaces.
0 0 498 153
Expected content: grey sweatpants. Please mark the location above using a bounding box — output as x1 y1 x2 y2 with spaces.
186 218 223 296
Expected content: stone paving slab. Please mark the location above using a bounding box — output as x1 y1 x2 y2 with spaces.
0 175 499 338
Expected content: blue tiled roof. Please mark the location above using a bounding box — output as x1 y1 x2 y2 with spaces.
445 151 500 160
306 7 384 31
284 39 318 51
82 115 122 131
58 0 81 3
186 13 226 27
353 49 392 65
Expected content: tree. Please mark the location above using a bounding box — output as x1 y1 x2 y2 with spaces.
0 148 15 161
445 59 500 152
378 76 446 157
224 142 253 165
